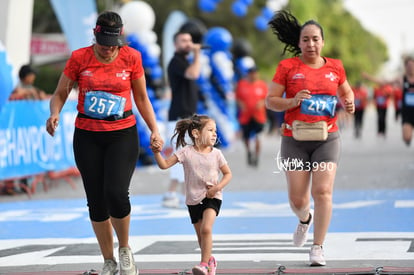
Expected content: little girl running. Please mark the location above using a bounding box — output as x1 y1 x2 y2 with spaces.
151 114 232 275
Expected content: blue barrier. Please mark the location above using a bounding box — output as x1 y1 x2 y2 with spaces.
0 100 77 180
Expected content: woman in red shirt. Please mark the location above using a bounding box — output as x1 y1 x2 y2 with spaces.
46 11 163 275
353 81 369 138
266 10 354 266
235 66 268 166
373 84 392 136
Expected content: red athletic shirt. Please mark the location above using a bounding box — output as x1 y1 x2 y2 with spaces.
353 86 368 111
373 84 392 109
235 79 268 124
64 45 144 132
392 86 403 110
272 57 346 136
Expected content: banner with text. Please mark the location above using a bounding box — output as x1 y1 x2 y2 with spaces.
0 100 77 180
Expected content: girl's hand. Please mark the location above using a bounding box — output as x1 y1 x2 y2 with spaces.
206 188 216 198
150 140 162 153
206 182 217 198
150 132 163 153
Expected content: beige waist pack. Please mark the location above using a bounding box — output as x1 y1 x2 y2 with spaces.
291 120 330 141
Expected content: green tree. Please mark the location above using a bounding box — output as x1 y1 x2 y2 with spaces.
33 0 387 91
130 0 388 84
141 0 284 78
287 0 388 83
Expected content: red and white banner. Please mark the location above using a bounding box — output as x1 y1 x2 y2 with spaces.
30 33 70 65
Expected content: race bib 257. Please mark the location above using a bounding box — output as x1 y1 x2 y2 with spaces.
84 91 126 119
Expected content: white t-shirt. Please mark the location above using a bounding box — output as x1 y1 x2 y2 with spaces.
175 145 228 205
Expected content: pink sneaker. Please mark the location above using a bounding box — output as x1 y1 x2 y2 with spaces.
192 264 209 275
208 256 217 275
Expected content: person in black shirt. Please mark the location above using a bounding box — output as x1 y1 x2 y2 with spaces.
167 32 201 120
402 55 414 146
162 31 202 208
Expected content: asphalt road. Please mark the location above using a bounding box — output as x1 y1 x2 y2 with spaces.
0 105 413 275
2 105 411 202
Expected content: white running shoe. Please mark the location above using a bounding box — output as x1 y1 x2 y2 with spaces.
162 193 180 208
293 209 313 247
309 244 326 266
100 258 117 275
119 247 138 275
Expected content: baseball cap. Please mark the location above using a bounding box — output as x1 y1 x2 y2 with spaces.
94 24 124 47
247 66 258 73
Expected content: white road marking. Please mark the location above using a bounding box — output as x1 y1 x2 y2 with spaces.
395 200 414 208
1 199 408 222
0 233 412 267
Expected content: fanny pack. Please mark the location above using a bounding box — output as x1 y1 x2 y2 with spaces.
287 120 332 141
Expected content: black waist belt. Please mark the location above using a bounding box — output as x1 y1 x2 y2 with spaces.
77 110 133 121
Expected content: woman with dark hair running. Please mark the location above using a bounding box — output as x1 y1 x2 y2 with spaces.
46 11 163 275
266 10 355 266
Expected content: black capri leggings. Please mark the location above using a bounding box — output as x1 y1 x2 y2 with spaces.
73 125 139 222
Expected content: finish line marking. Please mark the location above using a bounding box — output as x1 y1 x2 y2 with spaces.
0 233 413 268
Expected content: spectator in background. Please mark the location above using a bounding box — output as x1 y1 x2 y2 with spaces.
162 31 202 208
9 64 47 100
392 80 403 122
7 64 48 193
373 84 392 137
362 72 392 137
401 54 414 146
352 81 369 138
235 66 268 166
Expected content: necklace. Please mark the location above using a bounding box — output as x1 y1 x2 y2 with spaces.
93 45 118 62
301 56 325 68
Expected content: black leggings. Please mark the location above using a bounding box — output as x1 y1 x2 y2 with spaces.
354 109 364 137
73 126 139 222
377 108 387 134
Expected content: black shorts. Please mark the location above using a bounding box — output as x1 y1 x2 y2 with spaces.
187 198 222 224
402 108 414 126
280 131 341 171
241 119 265 140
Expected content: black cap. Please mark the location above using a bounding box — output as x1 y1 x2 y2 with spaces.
94 25 124 46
